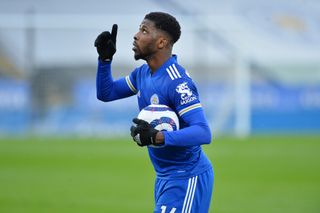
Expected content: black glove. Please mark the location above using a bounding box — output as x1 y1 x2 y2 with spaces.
130 118 160 147
94 24 118 61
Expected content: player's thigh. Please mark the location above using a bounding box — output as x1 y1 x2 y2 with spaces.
154 178 187 213
154 169 213 213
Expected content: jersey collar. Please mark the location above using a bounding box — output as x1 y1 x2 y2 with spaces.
150 55 178 77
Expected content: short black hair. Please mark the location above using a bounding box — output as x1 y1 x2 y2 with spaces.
144 12 181 44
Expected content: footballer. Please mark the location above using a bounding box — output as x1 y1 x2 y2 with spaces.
95 12 214 213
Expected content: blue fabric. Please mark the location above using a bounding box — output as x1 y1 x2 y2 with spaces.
96 60 134 101
96 55 213 179
154 167 214 213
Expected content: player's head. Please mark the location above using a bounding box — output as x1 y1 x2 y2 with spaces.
133 12 181 61
144 12 181 45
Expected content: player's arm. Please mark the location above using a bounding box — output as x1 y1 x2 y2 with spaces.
95 24 137 102
96 61 136 101
130 79 212 147
161 79 212 146
131 104 211 147
161 107 212 146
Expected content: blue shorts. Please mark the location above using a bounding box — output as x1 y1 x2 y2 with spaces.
153 168 214 213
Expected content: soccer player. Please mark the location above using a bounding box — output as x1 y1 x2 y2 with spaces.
95 12 213 213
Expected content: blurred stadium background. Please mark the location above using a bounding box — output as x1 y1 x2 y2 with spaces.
0 0 320 212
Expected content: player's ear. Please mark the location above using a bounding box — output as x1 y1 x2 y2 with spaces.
157 37 168 49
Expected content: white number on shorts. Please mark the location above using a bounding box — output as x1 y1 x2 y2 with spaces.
161 205 176 213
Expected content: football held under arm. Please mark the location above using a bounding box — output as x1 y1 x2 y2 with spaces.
162 79 212 146
163 107 212 146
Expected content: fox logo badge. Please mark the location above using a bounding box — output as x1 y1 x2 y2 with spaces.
176 82 197 105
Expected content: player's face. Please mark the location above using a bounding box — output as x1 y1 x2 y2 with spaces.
133 19 159 60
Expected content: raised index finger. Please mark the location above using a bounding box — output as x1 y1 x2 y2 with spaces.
111 24 118 42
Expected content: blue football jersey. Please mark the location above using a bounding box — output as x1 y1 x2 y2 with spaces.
124 55 212 179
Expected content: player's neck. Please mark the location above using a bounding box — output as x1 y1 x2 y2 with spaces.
147 52 171 73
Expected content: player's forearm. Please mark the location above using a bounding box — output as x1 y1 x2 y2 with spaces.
160 109 212 146
96 60 113 101
96 60 133 101
163 123 212 146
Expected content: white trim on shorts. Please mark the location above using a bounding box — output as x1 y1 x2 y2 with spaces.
181 176 198 213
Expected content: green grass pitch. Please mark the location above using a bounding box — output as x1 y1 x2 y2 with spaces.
0 135 319 213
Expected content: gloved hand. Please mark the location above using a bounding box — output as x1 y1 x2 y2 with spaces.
94 24 118 61
130 118 160 147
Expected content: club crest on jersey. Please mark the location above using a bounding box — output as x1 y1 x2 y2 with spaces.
176 82 197 105
150 94 159 104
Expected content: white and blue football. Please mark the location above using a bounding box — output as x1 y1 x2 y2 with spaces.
137 104 179 131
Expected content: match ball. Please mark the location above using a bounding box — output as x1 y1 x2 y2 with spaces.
137 104 179 131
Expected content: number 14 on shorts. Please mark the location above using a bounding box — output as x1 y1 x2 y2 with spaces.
161 205 176 213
